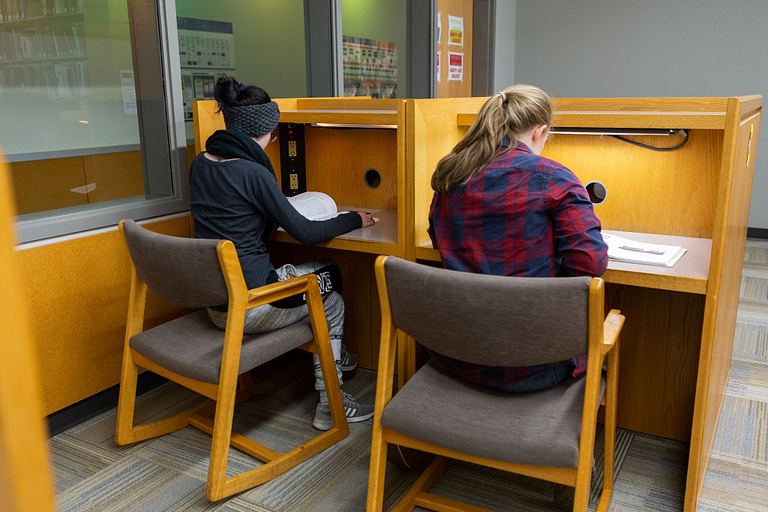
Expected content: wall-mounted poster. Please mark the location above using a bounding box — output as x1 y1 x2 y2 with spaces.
437 11 442 44
437 50 441 83
448 52 463 81
177 17 236 124
448 15 464 46
343 36 398 99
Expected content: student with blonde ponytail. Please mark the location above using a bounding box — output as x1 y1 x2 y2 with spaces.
427 84 609 393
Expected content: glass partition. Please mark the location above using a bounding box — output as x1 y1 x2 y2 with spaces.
174 0 308 143
341 0 407 99
2 0 189 242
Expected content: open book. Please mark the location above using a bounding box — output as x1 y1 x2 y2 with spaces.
288 191 347 221
603 233 687 267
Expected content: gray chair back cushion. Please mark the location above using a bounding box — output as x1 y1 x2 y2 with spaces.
130 311 315 383
383 257 591 367
380 361 605 468
122 219 230 308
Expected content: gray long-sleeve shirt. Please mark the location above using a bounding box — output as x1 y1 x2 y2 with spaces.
190 153 362 289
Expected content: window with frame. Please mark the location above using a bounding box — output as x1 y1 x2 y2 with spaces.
1 0 188 243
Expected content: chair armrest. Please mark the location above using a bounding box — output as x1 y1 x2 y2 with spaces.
245 274 315 310
602 309 625 355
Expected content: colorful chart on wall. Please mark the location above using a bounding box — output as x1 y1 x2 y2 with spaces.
177 17 236 124
342 36 398 99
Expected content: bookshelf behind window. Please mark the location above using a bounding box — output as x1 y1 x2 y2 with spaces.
0 0 89 100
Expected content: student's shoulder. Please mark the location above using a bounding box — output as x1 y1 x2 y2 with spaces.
528 154 572 176
201 156 270 175
492 151 572 178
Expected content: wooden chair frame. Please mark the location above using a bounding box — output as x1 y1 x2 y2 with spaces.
367 255 625 512
115 220 349 501
0 155 56 510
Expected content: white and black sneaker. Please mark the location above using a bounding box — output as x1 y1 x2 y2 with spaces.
312 391 374 430
338 343 358 372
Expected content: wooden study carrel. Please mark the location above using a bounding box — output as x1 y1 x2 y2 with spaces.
408 95 761 511
193 97 407 370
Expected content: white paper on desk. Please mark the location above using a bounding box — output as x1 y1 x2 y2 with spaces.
603 233 687 267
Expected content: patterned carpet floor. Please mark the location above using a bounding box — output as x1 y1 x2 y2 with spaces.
50 240 768 511
696 240 768 512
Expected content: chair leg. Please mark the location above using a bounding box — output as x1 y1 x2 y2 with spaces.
206 382 238 501
116 348 216 445
573 472 591 512
573 422 598 510
597 344 620 512
115 351 139 445
597 419 616 512
366 429 389 512
603 389 617 494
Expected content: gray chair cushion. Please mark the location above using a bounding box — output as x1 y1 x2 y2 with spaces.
130 310 315 384
383 257 591 367
380 361 605 468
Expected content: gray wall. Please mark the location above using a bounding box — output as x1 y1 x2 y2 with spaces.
493 0 515 91
508 0 768 228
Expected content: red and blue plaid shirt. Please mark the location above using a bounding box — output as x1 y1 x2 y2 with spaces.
427 139 609 387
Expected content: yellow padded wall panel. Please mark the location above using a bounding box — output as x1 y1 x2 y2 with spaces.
17 214 193 416
10 157 89 215
83 151 145 203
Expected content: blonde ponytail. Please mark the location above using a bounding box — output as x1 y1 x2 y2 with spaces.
431 84 553 195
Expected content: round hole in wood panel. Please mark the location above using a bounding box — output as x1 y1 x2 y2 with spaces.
364 169 381 189
585 181 607 205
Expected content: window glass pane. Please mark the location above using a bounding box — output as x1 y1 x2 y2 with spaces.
341 0 406 99
0 0 174 221
174 0 307 143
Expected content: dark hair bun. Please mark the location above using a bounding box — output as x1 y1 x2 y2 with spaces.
213 76 240 108
214 75 271 112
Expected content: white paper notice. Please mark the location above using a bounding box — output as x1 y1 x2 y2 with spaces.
120 70 137 115
448 52 463 81
448 15 464 46
437 12 442 44
437 51 441 83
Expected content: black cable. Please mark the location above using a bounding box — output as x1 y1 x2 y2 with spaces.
608 129 689 151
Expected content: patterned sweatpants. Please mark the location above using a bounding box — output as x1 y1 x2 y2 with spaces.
207 258 345 400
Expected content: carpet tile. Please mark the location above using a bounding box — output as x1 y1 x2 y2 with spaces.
698 453 768 511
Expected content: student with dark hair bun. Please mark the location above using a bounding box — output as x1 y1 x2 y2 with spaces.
428 84 609 393
189 76 376 430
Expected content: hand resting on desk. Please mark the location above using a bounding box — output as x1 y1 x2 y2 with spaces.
356 211 376 227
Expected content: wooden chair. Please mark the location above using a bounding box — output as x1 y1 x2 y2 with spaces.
116 219 348 501
0 154 56 511
367 256 624 512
